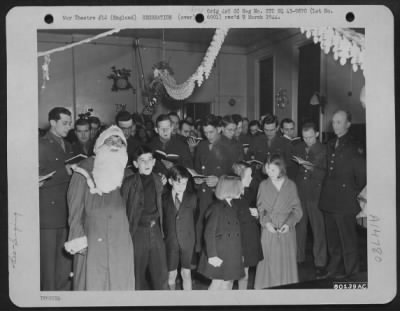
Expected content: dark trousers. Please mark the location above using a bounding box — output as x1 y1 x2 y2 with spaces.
133 224 168 290
296 197 327 267
323 212 359 276
195 191 213 253
40 228 72 291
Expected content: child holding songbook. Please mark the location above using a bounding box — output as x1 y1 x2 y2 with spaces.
254 154 303 289
162 165 197 290
198 176 245 290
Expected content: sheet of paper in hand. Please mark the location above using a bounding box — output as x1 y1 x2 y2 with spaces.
6 4 397 308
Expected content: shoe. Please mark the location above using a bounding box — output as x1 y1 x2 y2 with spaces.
333 273 347 280
316 270 335 280
315 267 327 279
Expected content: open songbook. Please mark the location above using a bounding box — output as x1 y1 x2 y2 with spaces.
188 136 203 142
242 143 250 148
187 168 211 180
64 153 88 165
154 150 180 162
39 170 56 182
292 155 314 166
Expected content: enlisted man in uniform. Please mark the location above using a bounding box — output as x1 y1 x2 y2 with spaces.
168 111 181 136
248 114 293 176
147 114 193 176
116 110 142 167
319 110 366 279
88 116 101 141
293 122 327 277
71 118 94 156
220 115 244 168
39 107 74 290
193 115 232 254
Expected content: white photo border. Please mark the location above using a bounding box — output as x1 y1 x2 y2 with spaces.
7 5 396 307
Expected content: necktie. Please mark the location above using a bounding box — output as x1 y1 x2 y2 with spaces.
335 138 339 149
60 138 66 152
174 193 181 211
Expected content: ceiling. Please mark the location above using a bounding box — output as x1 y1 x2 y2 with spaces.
40 28 301 48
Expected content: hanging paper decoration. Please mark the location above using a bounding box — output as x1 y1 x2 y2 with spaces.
41 54 51 89
38 28 125 87
300 27 365 73
151 28 229 101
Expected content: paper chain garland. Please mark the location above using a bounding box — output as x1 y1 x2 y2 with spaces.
300 27 365 73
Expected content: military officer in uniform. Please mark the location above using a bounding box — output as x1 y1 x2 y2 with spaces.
39 107 74 290
319 110 366 279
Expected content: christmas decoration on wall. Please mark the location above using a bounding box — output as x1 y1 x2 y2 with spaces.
275 88 289 109
107 66 135 92
41 54 51 89
149 28 229 101
38 28 124 88
78 108 94 120
300 27 365 73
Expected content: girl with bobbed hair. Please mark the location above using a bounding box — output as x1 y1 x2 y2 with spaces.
254 154 303 288
197 175 245 290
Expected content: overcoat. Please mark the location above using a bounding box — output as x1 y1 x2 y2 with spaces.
255 178 302 288
198 200 245 281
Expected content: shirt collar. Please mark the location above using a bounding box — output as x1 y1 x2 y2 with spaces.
172 190 183 202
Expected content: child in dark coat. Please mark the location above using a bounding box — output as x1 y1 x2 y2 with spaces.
198 175 245 290
162 165 197 290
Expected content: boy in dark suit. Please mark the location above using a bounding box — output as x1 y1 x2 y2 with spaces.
163 165 197 290
121 145 169 290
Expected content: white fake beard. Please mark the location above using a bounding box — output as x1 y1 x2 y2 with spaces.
92 145 128 193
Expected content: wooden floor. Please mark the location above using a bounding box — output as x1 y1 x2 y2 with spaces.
182 225 368 290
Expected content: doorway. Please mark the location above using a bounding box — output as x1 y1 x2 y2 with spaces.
259 57 274 117
297 43 321 133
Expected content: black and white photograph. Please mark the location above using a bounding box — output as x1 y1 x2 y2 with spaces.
7 5 396 307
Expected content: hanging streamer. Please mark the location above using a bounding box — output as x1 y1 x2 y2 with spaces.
300 27 365 73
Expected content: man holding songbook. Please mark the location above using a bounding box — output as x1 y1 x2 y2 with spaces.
292 122 327 278
147 114 193 176
38 107 74 290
